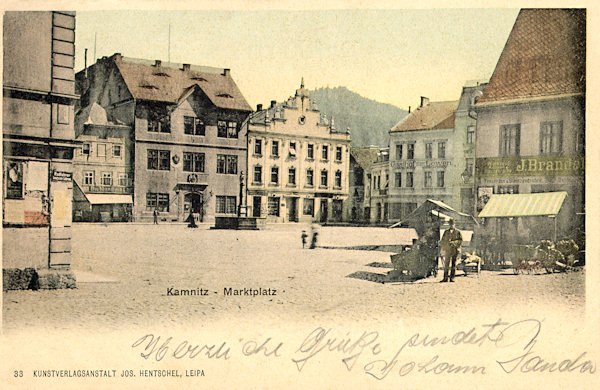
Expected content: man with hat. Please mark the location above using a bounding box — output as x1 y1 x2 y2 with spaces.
440 219 463 282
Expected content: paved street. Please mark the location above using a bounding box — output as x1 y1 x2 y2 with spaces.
3 223 585 333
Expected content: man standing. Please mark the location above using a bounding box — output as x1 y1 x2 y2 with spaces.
440 219 462 282
153 208 159 225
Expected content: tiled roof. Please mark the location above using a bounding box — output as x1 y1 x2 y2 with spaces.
350 147 380 170
112 55 252 112
390 101 457 132
477 9 585 104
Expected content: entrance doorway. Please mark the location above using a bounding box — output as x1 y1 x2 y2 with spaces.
287 197 298 222
320 199 328 222
253 196 261 217
184 192 203 221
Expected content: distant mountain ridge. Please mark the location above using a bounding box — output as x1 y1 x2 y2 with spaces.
309 86 408 148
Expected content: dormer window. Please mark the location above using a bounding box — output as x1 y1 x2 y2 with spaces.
217 93 233 98
140 84 158 90
153 72 170 77
191 76 208 82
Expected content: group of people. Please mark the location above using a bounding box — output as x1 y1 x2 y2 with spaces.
301 227 319 249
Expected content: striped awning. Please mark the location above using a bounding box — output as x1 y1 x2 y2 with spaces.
478 192 567 218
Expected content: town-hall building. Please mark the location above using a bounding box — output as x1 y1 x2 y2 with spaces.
75 54 252 223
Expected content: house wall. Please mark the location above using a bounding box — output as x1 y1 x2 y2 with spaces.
388 127 454 222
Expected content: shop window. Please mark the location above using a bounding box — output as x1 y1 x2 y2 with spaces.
5 162 23 199
268 197 280 216
303 198 314 216
147 192 169 211
216 195 236 214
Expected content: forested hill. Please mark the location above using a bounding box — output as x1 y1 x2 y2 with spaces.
309 86 408 147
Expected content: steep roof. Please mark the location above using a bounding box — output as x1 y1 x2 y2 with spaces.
111 55 252 112
477 9 585 105
390 101 457 132
350 147 380 170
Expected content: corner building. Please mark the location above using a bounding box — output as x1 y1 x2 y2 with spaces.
246 81 351 223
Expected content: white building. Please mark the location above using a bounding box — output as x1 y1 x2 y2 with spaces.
246 80 351 223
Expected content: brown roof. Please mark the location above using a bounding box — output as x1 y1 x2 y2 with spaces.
350 147 381 170
113 55 252 112
477 9 585 104
390 101 457 132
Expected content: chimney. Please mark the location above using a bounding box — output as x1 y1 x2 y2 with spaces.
182 64 190 71
112 53 122 61
408 106 411 113
257 104 263 112
420 96 429 107
154 60 162 67
222 68 230 76
270 100 276 108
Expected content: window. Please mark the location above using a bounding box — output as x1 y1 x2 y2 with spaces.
499 124 520 156
395 172 402 188
424 171 432 188
303 198 314 216
467 126 475 144
425 143 433 159
217 120 238 138
466 158 474 174
406 172 414 188
576 133 585 153
271 167 279 184
101 172 113 186
97 144 106 157
271 140 279 157
437 171 445 188
335 146 342 162
147 193 169 211
253 166 262 184
216 155 237 174
288 167 296 185
268 197 280 216
148 117 170 133
184 116 205 135
113 145 122 157
307 144 314 159
396 144 403 160
5 162 23 199
497 185 519 194
82 143 90 155
322 145 329 160
183 152 205 172
306 169 314 186
539 121 563 155
407 143 415 160
118 173 128 187
320 170 328 187
438 142 446 158
289 142 297 157
147 149 170 170
83 171 94 185
334 171 342 188
216 196 236 214
254 139 262 155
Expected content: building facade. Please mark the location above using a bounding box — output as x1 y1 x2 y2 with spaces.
75 54 252 223
474 9 585 245
363 149 390 224
72 103 133 222
347 147 379 223
387 98 457 222
246 81 351 223
3 11 78 277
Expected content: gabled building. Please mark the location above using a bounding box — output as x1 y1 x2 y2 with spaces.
474 9 585 245
75 54 252 222
3 11 78 288
246 80 351 223
388 98 458 222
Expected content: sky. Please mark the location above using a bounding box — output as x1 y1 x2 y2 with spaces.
74 8 520 110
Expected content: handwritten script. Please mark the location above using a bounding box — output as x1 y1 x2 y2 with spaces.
131 319 596 379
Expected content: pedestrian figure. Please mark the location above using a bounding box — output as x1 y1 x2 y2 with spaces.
440 219 463 282
186 211 198 228
309 226 318 249
301 230 308 248
153 208 159 225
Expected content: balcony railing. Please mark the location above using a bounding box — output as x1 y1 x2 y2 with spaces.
82 185 133 194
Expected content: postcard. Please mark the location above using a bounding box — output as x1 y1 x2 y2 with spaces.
1 2 598 389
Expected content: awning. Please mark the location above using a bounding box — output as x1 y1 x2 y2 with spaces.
478 191 567 218
84 193 133 205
